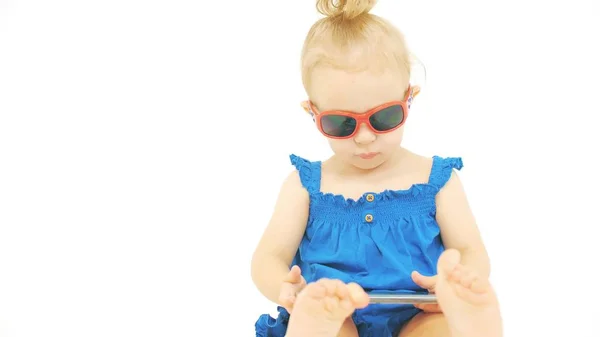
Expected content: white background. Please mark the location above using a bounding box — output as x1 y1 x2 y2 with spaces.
1 0 599 336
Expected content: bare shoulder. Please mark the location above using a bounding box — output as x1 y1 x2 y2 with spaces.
439 168 463 193
433 156 487 255
273 169 310 222
400 148 472 225
435 157 465 196
252 169 310 264
280 169 309 198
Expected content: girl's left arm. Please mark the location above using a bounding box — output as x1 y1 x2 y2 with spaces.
435 170 490 278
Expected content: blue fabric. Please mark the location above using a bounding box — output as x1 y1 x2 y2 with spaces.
255 154 464 337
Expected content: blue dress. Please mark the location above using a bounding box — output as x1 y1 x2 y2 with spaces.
255 153 464 337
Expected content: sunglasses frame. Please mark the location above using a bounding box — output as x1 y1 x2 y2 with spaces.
301 85 420 139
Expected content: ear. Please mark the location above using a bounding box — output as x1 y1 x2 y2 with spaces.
301 100 317 123
300 101 311 114
411 85 421 98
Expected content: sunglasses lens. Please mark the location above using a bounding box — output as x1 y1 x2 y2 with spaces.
320 115 357 137
369 105 405 131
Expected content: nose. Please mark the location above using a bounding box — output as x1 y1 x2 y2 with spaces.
353 123 376 144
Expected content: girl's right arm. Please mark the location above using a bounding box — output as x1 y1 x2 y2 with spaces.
251 170 309 305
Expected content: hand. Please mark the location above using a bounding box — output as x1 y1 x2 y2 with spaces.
279 265 307 313
411 271 442 313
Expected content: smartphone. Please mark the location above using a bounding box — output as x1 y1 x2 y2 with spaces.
368 292 437 304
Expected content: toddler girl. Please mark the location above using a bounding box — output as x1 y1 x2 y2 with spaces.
251 1 503 336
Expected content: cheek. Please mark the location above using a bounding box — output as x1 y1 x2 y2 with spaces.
328 138 355 153
381 128 404 145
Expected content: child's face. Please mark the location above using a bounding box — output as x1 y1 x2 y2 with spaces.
308 67 410 170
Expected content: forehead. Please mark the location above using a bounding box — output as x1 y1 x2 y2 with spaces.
308 67 409 113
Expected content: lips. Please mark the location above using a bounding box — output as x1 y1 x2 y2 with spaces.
357 152 379 159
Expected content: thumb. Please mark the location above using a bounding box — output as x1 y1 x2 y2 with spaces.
284 265 302 283
411 271 437 290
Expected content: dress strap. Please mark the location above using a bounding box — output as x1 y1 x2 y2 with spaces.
428 156 464 190
289 154 321 194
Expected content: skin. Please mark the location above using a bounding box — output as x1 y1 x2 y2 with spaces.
308 67 409 172
251 66 502 337
286 249 502 337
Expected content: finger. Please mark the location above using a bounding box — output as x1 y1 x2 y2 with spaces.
279 290 294 308
332 280 349 299
460 270 478 288
411 271 437 289
318 278 336 296
450 268 462 282
284 265 302 282
299 274 307 286
347 282 369 308
279 282 293 296
415 303 442 312
414 303 430 310
324 295 339 312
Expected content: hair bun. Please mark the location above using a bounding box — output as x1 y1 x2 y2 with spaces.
316 0 377 20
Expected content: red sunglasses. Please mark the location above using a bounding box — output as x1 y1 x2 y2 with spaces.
301 85 420 139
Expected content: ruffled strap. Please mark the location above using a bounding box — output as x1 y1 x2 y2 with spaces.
289 154 321 194
428 156 463 190
255 307 289 337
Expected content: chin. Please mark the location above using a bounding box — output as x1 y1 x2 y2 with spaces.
350 156 386 170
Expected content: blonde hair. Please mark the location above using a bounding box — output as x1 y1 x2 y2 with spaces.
301 0 413 93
